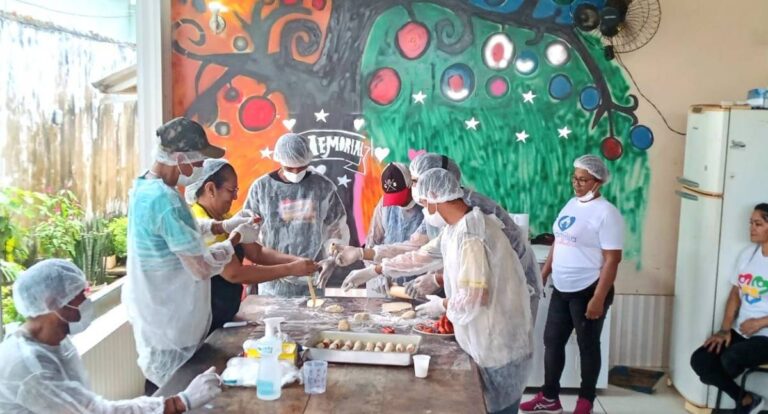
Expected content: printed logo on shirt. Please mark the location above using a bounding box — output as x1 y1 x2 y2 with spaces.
558 216 576 231
278 199 317 223
738 273 768 304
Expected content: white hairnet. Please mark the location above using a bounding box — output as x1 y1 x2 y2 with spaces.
154 148 207 166
409 153 462 181
416 168 464 204
13 259 86 318
574 154 611 183
184 158 231 204
273 133 313 168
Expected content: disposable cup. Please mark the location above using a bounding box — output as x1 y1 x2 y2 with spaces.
413 355 431 378
303 360 328 394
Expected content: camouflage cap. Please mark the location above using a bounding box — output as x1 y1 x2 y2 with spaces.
156 117 225 159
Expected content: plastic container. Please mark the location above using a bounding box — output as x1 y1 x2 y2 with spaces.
303 360 328 394
413 355 431 378
256 317 284 401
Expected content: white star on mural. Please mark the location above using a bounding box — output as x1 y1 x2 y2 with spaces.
558 126 572 139
337 175 352 188
516 130 530 143
522 90 537 103
412 91 427 104
314 109 329 123
260 147 273 159
465 117 480 130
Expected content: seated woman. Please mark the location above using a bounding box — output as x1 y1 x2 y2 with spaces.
185 159 319 333
690 203 768 414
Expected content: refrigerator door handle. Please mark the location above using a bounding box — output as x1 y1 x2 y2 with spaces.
677 177 700 188
675 190 699 201
730 140 746 149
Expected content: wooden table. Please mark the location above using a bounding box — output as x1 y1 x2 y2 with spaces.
157 296 486 413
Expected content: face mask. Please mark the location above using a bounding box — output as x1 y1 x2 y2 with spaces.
577 183 600 203
177 165 204 186
283 169 307 183
425 204 448 228
56 298 95 335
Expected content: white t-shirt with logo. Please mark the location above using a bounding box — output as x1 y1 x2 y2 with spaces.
732 245 768 338
551 197 624 292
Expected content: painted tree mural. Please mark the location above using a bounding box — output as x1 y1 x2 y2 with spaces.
172 0 654 263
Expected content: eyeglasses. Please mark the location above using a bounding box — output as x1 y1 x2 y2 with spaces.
571 176 595 185
221 186 239 194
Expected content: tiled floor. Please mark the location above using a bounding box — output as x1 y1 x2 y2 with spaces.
522 377 690 414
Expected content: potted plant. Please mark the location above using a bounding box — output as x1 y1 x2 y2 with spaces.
33 190 84 260
106 216 128 268
1 260 25 337
74 217 111 291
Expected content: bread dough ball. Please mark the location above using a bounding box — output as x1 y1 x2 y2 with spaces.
353 340 364 351
365 342 375 352
321 339 331 347
325 304 344 313
307 298 326 308
401 310 416 320
395 343 405 353
316 342 326 349
383 342 395 353
342 343 352 351
338 319 350 331
406 344 416 354
353 312 370 322
329 341 340 350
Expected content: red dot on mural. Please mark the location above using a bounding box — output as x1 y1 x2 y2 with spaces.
491 43 505 64
282 0 299 5
601 136 624 161
368 68 401 106
396 22 429 60
448 75 464 92
239 97 276 132
311 0 326 10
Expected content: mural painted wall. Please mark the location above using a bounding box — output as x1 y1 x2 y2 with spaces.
171 0 654 262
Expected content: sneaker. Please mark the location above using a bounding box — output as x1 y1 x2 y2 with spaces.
739 394 764 414
519 392 563 414
573 397 593 414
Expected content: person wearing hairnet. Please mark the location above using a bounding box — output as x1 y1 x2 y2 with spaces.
123 117 260 393
330 162 424 296
185 158 320 332
380 169 533 414
243 133 349 296
0 259 222 413
520 155 624 414
340 153 542 321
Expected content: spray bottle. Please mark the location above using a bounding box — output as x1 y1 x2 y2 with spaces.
256 317 284 400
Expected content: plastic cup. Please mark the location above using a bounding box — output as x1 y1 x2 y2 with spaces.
413 355 431 378
303 360 328 394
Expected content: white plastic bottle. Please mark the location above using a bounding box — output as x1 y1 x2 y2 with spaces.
256 317 284 401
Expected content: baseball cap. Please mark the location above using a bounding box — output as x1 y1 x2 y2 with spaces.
381 162 413 207
156 117 225 159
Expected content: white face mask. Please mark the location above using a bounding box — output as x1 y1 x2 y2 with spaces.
177 165 205 186
576 183 600 203
56 298 95 335
425 204 448 228
283 169 307 183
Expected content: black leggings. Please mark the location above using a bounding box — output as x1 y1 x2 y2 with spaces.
542 281 614 403
690 329 768 402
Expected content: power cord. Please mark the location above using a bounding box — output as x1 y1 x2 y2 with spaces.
615 51 686 136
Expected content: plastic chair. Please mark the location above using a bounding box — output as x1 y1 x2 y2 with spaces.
715 363 768 412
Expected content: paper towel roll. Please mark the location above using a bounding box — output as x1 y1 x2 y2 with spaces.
511 213 530 239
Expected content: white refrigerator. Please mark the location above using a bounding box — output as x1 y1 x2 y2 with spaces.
669 105 768 409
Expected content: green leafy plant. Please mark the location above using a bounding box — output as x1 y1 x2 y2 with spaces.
0 260 24 285
2 286 24 325
0 187 46 264
74 217 110 286
107 216 128 260
33 190 84 260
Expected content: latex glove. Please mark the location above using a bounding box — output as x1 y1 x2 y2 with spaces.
369 275 391 296
292 258 319 276
314 257 336 288
415 295 446 318
341 266 379 291
178 366 222 411
231 223 260 244
221 216 251 234
334 246 364 267
405 272 440 298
